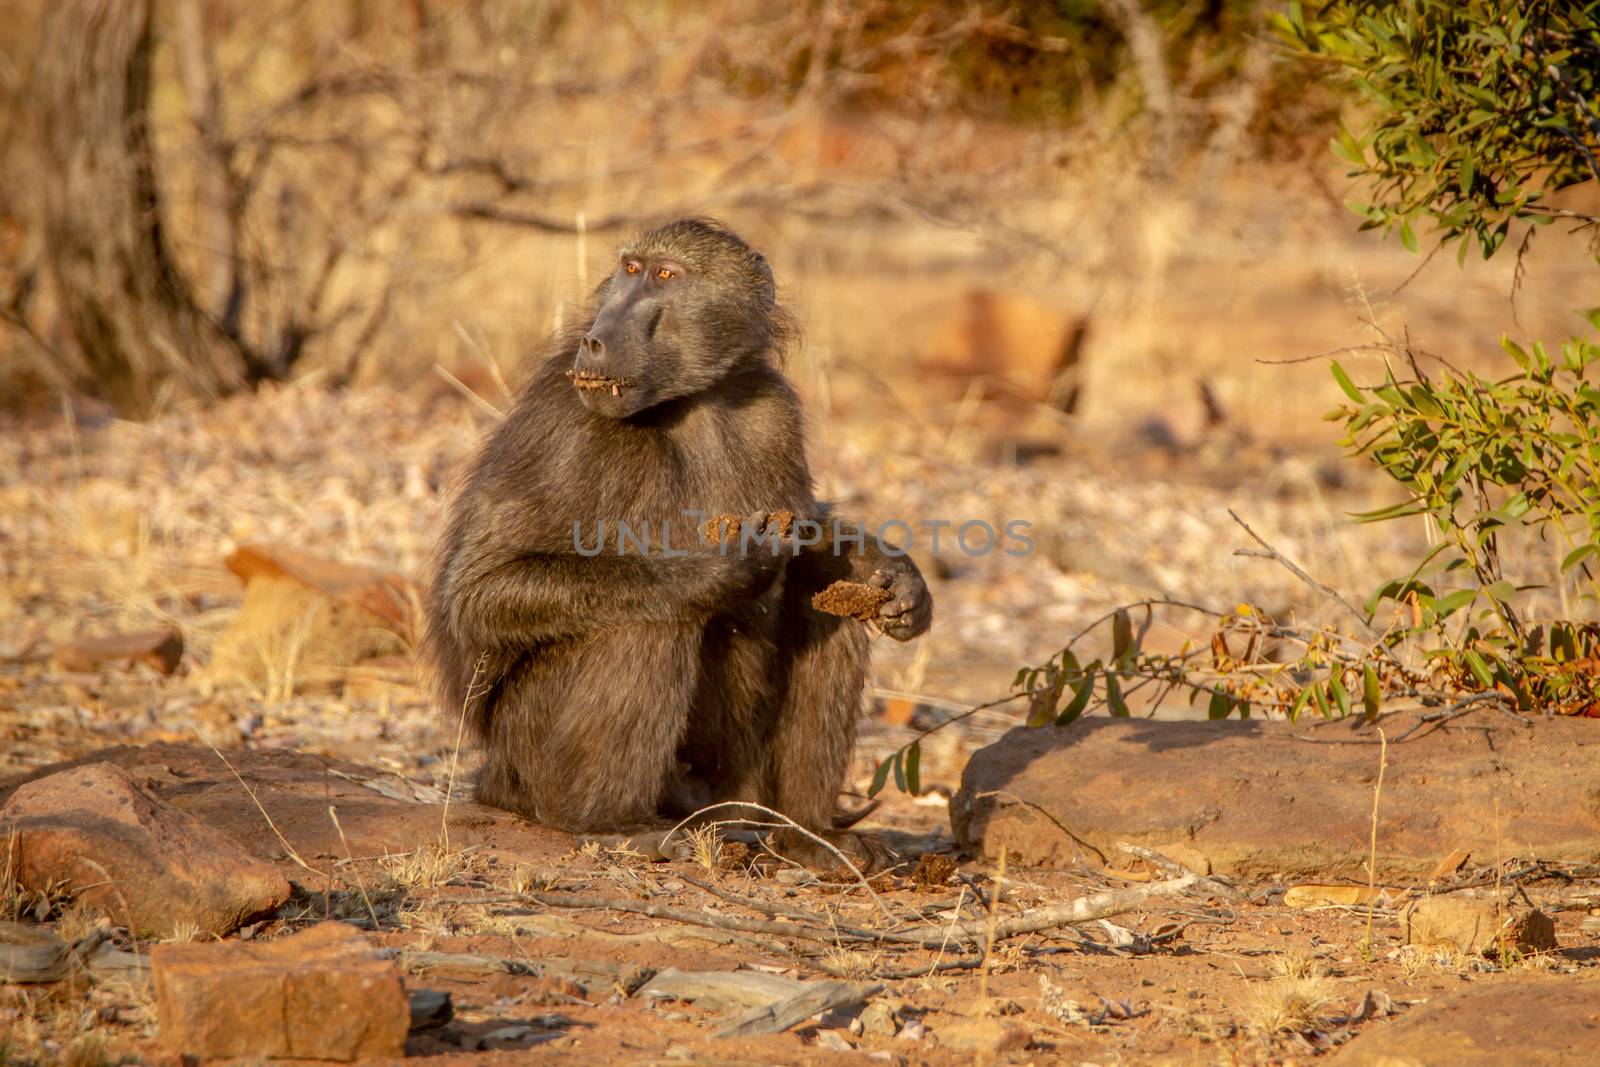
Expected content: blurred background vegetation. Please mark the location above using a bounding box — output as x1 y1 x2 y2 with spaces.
0 0 1590 431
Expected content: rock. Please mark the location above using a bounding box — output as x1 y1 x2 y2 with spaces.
858 1000 899 1036
936 1017 1032 1053
919 288 1089 413
0 743 568 871
52 627 183 675
1328 976 1600 1066
153 922 410 1061
1403 895 1557 956
0 762 289 938
205 544 417 692
225 543 417 632
408 989 453 1030
816 1029 854 1052
952 717 1600 879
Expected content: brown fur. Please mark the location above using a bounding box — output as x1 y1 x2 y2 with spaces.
423 218 931 852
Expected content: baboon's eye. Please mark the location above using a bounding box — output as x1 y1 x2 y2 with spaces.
624 261 641 274
656 267 674 280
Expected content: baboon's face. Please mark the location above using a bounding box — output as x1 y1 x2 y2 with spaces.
570 221 777 418
569 253 685 417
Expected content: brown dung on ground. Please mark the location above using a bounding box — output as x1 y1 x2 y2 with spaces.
811 580 892 621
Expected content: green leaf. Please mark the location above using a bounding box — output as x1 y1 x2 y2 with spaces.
1104 674 1130 717
903 741 921 796
1331 361 1365 403
1330 673 1352 717
1433 588 1478 618
1311 680 1331 719
1463 650 1495 689
1399 218 1420 253
1484 579 1517 603
1207 691 1233 720
868 754 895 798
1561 544 1598 572
1362 664 1381 720
892 750 907 793
1288 686 1313 723
1056 676 1094 726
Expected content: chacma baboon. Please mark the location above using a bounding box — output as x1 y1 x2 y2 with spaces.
424 217 931 862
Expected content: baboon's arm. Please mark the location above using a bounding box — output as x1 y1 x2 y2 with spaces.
440 545 779 647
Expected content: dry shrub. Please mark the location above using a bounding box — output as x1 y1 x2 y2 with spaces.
1243 957 1340 1035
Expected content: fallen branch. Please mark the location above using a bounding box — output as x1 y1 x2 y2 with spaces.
1115 843 1244 903
660 801 898 925
0 922 148 984
514 892 884 945
506 875 1205 951
399 949 652 995
714 979 883 1039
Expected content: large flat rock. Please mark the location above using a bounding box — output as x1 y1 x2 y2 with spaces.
1328 975 1600 1066
951 716 1600 879
0 743 569 873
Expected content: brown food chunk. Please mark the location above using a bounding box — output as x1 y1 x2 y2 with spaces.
811 580 892 621
705 508 796 543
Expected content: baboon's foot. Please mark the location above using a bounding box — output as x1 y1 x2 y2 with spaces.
769 827 899 875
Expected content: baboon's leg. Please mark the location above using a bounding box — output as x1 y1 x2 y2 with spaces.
763 584 870 831
475 624 702 831
678 611 780 811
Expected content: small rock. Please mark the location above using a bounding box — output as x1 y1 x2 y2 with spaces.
859 1000 898 1036
936 1017 1032 1053
52 627 183 675
1 762 290 937
1404 895 1557 956
664 1044 695 1060
897 1018 926 1041
816 1029 854 1052
408 989 453 1030
153 922 409 1061
973 995 1023 1016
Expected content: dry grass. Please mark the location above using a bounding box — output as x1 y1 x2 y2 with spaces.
501 865 560 895
682 824 724 873
379 842 480 893
162 922 203 944
1243 957 1340 1035
819 946 882 980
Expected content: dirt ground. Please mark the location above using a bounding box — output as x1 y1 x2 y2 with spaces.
2 742 1598 1066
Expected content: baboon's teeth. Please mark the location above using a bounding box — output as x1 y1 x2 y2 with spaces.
611 384 620 396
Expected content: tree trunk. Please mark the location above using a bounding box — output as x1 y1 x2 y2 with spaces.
31 0 248 417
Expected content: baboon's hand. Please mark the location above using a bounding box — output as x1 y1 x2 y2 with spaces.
867 561 931 640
